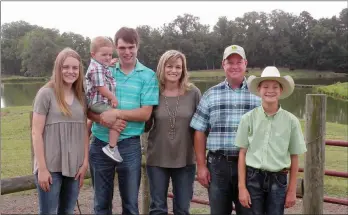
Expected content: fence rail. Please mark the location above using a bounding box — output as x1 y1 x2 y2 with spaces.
2 160 347 206
2 94 348 214
1 154 347 209
325 140 348 147
298 168 348 178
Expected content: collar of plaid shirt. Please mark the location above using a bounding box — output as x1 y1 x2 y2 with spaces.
224 77 248 90
90 58 109 69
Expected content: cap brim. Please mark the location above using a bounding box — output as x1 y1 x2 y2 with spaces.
223 52 245 60
247 76 295 99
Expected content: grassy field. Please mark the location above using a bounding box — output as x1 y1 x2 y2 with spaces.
2 76 49 83
2 69 347 84
1 106 347 198
314 82 348 100
188 68 348 80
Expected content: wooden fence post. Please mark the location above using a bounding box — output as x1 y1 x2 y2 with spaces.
303 94 327 214
141 133 150 214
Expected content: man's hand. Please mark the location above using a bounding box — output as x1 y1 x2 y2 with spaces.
99 117 126 133
197 165 211 188
285 190 296 208
100 109 121 125
110 119 127 133
239 187 252 208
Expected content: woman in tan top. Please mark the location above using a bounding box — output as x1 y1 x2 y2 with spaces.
145 50 201 214
31 48 89 214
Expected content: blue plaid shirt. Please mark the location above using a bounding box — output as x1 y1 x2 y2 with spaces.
190 78 261 156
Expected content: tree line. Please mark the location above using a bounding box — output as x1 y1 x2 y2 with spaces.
1 8 347 77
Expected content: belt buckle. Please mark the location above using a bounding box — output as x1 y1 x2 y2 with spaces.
280 168 289 174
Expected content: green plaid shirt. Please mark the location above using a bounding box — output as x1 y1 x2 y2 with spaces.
235 106 307 171
190 78 261 156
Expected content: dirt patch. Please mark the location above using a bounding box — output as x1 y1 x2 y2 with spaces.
0 112 8 117
1 180 347 214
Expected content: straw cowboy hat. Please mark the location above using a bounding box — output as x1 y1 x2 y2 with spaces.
247 66 295 99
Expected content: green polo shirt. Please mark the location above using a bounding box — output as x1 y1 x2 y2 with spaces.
235 106 307 172
91 60 159 142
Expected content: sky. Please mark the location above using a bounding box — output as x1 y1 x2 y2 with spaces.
1 1 347 39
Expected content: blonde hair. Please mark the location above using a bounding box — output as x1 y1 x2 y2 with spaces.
90 36 113 53
44 47 86 116
156 50 192 92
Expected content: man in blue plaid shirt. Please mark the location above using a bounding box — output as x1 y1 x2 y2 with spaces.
190 45 261 214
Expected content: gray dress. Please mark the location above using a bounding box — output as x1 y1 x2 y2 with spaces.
32 87 86 177
146 85 201 168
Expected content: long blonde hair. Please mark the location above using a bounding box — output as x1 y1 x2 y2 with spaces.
156 50 192 93
44 47 86 116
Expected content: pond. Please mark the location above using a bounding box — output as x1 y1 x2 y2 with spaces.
1 78 347 125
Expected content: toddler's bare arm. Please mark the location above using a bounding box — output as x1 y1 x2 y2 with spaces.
97 86 118 107
97 86 117 101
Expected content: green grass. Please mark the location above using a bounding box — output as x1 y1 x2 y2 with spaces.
190 207 209 214
188 68 348 80
1 76 49 83
1 106 33 177
297 120 347 198
1 106 347 198
314 82 348 100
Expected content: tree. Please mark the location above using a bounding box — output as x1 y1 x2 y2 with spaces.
59 32 91 69
1 8 347 77
19 28 60 76
1 21 38 75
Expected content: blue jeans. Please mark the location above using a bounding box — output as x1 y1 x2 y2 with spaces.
89 136 141 215
207 151 242 215
34 172 79 214
241 166 287 215
146 165 196 215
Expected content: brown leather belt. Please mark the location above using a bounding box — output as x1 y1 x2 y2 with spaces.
247 166 289 174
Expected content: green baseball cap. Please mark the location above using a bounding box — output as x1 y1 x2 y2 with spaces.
223 45 246 60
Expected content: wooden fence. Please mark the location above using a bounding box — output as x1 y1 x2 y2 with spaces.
2 94 347 214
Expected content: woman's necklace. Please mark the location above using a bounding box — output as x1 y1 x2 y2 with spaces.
163 90 180 140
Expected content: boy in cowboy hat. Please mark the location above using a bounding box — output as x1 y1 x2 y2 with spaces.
235 66 307 215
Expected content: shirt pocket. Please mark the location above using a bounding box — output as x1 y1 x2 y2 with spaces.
272 127 291 153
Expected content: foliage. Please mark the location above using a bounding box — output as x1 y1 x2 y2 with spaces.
314 82 348 100
1 9 348 76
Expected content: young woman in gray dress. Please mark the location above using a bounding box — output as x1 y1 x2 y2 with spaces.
145 50 201 214
31 47 89 214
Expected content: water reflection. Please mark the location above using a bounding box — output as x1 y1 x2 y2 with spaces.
194 80 348 125
1 80 347 124
1 83 44 108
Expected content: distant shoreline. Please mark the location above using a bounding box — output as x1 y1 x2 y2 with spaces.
314 82 348 101
188 68 348 79
2 76 49 83
2 68 347 84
